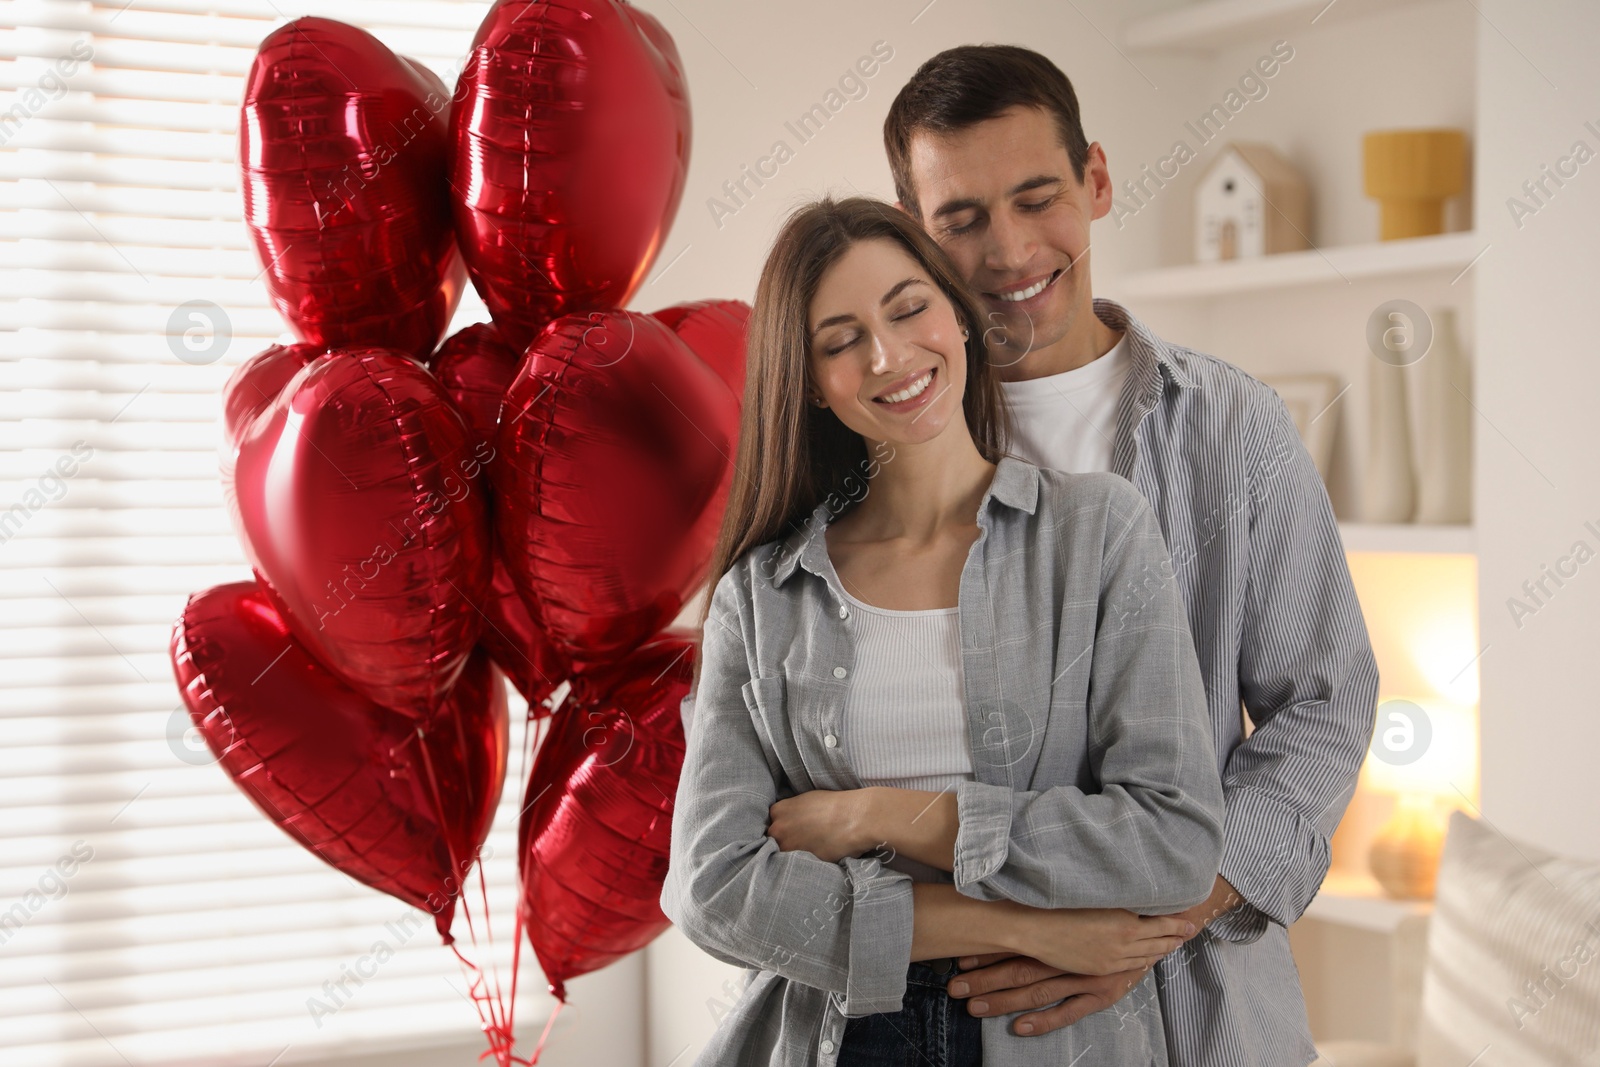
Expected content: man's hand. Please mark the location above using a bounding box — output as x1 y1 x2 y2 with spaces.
943 954 1153 1035
944 875 1246 1037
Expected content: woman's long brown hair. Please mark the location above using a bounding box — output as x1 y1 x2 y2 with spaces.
690 196 1012 694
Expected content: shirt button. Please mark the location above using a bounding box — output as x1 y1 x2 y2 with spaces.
820 1039 835 1054
833 666 847 679
823 733 838 748
838 604 849 619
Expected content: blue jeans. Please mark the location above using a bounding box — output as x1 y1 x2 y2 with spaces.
837 957 982 1065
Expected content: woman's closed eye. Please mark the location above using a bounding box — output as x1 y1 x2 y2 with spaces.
817 299 929 355
822 331 859 357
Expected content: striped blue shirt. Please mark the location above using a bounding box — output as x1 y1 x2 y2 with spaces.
1065 298 1378 1066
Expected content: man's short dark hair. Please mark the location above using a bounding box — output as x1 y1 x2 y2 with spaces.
884 44 1091 218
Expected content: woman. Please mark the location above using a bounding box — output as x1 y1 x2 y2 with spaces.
661 197 1225 1066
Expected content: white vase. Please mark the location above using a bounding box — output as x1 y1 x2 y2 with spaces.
1413 308 1473 524
1363 357 1417 523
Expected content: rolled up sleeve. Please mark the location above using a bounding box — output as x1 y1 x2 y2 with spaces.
660 563 916 1016
951 486 1226 914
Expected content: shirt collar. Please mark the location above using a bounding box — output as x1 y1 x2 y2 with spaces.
1091 296 1196 395
763 454 1041 589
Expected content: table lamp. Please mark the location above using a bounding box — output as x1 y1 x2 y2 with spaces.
1362 696 1479 900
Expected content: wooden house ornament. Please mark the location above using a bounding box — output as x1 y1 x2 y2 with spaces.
1195 142 1311 262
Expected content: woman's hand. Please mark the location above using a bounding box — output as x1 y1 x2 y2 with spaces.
1012 905 1194 977
767 788 877 863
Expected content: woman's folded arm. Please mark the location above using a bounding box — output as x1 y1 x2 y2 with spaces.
660 565 919 1016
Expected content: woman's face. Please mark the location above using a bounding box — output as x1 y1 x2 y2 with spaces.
806 237 969 449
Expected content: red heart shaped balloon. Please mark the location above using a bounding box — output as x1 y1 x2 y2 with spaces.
492 311 737 667
241 17 466 360
652 300 751 402
171 580 509 940
221 343 323 449
223 346 493 718
426 322 520 440
449 0 692 351
430 323 570 713
519 634 692 1001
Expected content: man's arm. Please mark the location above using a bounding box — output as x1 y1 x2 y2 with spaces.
1207 388 1379 942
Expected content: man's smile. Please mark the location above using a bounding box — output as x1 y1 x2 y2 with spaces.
983 267 1064 307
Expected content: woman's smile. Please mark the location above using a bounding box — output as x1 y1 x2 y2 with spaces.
872 365 938 411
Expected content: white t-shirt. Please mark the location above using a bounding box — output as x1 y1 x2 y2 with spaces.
998 331 1130 474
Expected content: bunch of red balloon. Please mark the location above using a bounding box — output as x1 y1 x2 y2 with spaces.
168 4 746 1063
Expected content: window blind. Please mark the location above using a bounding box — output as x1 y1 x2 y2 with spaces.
0 3 562 1063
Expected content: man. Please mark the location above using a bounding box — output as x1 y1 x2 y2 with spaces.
881 45 1378 1066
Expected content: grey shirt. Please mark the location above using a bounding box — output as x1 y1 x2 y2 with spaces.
662 457 1228 1066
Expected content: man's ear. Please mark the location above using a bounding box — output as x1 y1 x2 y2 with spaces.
892 199 917 222
1083 141 1114 222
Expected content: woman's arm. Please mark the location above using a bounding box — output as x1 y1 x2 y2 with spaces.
768 487 1226 912
766 785 959 870
660 563 918 1017
910 882 1015 960
945 480 1227 913
912 883 1195 976
766 788 1201 974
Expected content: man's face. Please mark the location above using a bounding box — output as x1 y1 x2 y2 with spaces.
905 105 1111 371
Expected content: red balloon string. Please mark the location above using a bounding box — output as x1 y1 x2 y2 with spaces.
450 866 530 1066
525 998 566 1066
505 708 541 1032
484 702 569 1062
414 723 528 1065
513 708 566 1063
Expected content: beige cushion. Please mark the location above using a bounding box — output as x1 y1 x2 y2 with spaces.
1416 811 1600 1066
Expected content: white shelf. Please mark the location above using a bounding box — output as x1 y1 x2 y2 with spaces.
1303 871 1432 933
1124 0 1435 52
1339 522 1474 555
1106 232 1485 301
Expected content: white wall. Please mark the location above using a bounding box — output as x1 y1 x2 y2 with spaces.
1472 0 1600 861
632 0 1191 310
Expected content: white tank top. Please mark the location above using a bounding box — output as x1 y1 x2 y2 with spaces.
835 583 975 795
